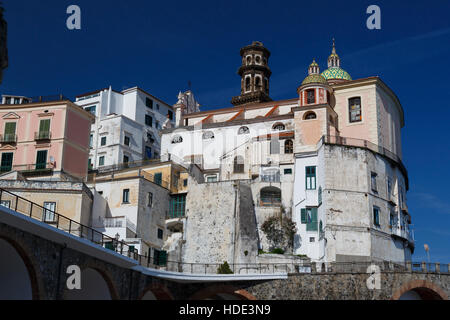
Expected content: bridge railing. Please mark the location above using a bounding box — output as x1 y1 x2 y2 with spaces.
1 187 449 275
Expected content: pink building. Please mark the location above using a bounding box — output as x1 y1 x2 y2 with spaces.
0 97 94 180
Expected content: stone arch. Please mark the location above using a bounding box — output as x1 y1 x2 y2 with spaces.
0 236 40 300
189 285 257 300
139 283 174 300
63 266 119 300
392 280 448 300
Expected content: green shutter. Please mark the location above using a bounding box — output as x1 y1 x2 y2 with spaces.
1 152 13 172
301 208 307 224
39 119 50 132
306 208 318 231
36 150 47 169
154 172 162 185
4 122 16 135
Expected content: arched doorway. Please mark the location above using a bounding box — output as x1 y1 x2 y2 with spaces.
392 280 447 300
64 268 116 300
0 238 35 300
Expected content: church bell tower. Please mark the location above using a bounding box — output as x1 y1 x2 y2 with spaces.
231 41 272 106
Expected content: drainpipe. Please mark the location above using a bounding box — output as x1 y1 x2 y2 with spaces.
55 243 67 300
232 181 239 269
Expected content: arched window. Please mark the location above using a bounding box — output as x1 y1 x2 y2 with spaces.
246 56 251 65
284 139 293 154
202 131 214 140
303 111 317 120
245 77 251 91
171 135 183 144
349 97 362 122
260 187 281 207
272 123 285 131
233 156 244 173
238 126 249 135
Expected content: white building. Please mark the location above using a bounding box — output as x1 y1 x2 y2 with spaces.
75 86 175 169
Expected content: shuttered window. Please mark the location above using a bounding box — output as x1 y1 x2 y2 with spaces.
306 166 316 190
4 122 16 141
35 150 47 170
0 152 13 172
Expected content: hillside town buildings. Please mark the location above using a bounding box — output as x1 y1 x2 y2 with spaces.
0 40 414 271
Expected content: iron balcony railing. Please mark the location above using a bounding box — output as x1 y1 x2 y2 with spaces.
34 131 51 140
0 133 17 143
0 162 55 173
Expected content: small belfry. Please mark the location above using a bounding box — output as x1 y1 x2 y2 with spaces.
298 59 332 107
231 41 272 106
321 39 352 84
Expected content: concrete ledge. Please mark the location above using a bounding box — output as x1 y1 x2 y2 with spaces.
132 265 288 283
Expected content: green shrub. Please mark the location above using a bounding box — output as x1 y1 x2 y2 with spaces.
271 248 285 254
217 261 234 274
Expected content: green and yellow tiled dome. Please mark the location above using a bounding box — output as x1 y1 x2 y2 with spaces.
302 73 328 85
321 67 352 81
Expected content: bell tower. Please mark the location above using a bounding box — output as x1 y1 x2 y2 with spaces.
231 41 272 106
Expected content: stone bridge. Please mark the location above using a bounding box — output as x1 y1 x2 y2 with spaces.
0 203 448 300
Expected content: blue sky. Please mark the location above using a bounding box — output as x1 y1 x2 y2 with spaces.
1 0 450 262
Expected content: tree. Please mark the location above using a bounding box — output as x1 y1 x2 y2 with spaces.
261 216 297 253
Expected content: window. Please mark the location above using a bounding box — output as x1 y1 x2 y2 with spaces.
306 89 315 104
371 172 377 192
123 155 129 163
168 110 173 120
389 211 395 227
171 135 182 144
155 121 159 129
284 168 292 175
387 177 392 197
85 105 96 115
156 104 160 110
309 237 315 243
233 156 244 173
145 146 152 159
304 111 317 120
99 156 105 166
88 158 92 169
36 150 47 170
284 139 293 154
318 186 322 205
145 115 153 127
272 123 285 131
202 131 214 140
260 187 281 207
319 220 324 239
255 76 261 90
145 97 153 109
100 136 106 146
153 249 167 266
157 228 163 239
89 134 93 148
0 152 13 172
38 119 51 139
122 189 130 203
270 139 280 154
306 166 316 190
43 202 56 223
124 135 130 146
169 194 186 218
206 175 217 182
4 122 16 142
148 192 153 207
301 207 318 231
373 207 380 226
245 77 250 91
183 179 188 187
349 97 362 122
154 172 162 185
238 126 249 135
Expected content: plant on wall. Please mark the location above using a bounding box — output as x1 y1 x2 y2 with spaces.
261 215 297 253
217 261 234 274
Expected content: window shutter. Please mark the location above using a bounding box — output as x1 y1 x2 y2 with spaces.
311 207 318 231
4 122 16 135
301 208 307 224
39 119 50 133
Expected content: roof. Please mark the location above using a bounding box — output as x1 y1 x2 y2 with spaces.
321 67 352 81
302 74 328 85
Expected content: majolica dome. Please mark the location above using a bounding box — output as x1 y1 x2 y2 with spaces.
301 59 327 85
321 67 352 81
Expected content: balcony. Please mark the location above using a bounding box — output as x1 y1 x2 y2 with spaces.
391 224 415 246
34 131 51 141
100 216 137 236
0 133 17 144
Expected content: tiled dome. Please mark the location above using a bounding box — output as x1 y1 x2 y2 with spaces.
321 67 352 81
302 73 328 85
